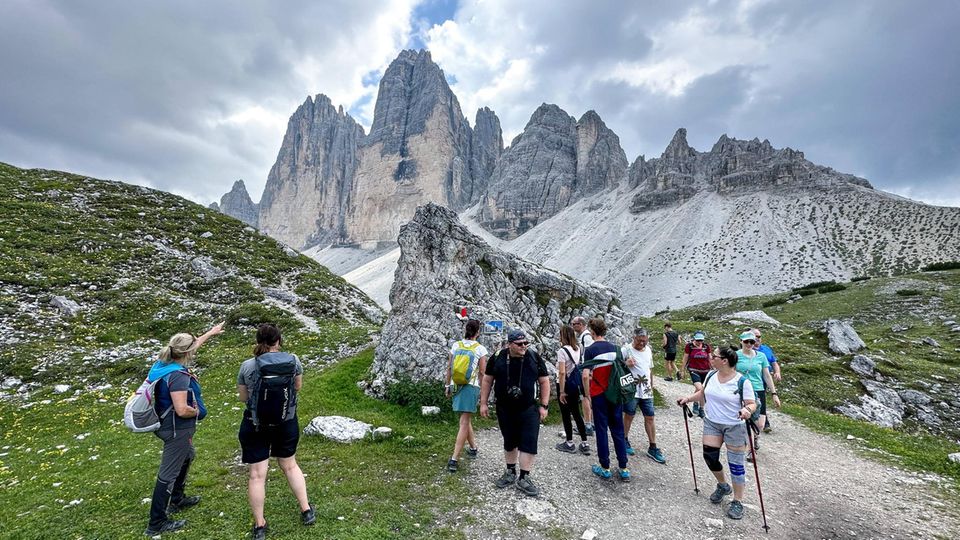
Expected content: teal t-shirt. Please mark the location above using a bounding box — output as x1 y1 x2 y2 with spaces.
736 350 768 392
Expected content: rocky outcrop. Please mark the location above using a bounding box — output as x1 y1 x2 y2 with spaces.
629 129 873 213
478 106 627 239
215 180 259 227
366 203 629 396
258 94 364 248
824 319 866 354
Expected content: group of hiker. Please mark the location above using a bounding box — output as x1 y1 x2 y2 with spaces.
443 316 783 523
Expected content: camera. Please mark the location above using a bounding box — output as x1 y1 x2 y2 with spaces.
506 386 523 400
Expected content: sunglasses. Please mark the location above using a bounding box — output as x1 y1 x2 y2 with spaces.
512 341 529 346
741 339 756 344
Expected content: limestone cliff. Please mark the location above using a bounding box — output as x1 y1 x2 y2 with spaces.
216 179 258 227
365 203 629 395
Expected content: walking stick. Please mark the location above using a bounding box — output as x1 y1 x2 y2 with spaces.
746 419 770 533
680 403 699 494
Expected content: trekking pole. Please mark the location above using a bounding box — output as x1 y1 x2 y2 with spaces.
746 419 770 533
680 403 699 494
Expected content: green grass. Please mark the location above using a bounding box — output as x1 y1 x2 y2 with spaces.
0 348 479 539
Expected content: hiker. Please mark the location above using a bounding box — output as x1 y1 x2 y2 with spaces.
676 346 757 520
682 331 712 417
237 324 315 540
480 329 550 496
581 318 631 481
444 319 489 472
570 316 595 435
751 328 781 433
736 331 780 453
554 324 591 455
621 327 665 464
144 322 223 536
662 323 683 381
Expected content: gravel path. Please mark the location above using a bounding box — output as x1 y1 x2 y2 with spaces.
459 379 959 540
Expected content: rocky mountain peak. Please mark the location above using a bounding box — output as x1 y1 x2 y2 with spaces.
663 127 696 160
216 179 258 227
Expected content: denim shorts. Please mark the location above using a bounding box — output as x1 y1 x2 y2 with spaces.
702 417 747 447
623 397 654 417
688 369 710 384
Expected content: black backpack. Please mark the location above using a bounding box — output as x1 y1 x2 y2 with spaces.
249 352 298 428
561 348 582 395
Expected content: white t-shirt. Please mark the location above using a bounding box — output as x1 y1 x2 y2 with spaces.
555 345 579 382
703 370 756 425
622 344 653 399
449 340 489 387
578 331 594 360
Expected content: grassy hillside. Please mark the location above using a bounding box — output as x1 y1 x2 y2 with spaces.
0 163 480 539
639 269 960 486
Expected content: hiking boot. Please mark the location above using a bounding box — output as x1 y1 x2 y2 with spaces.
555 441 576 453
747 453 755 463
251 523 268 540
753 435 760 451
676 371 682 380
144 519 186 536
465 447 479 459
727 500 745 520
691 402 701 417
301 504 316 526
618 468 631 482
664 376 674 382
709 482 732 504
578 442 592 456
167 495 200 513
584 423 595 436
591 464 612 480
763 424 772 434
516 476 540 497
646 446 666 464
447 459 458 473
494 469 517 488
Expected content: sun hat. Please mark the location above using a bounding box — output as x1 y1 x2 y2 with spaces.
739 331 757 342
692 331 706 340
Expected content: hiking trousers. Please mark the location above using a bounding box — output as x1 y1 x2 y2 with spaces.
556 383 587 442
591 394 628 469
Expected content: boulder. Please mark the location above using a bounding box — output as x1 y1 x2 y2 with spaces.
824 319 865 354
190 256 226 282
302 416 372 442
891 324 910 333
1 377 22 390
862 380 904 416
725 310 781 327
581 529 598 540
199 231 213 239
50 296 82 317
836 395 903 428
849 355 875 378
921 337 940 348
372 426 393 440
53 384 70 394
949 452 960 464
899 389 932 407
421 406 440 416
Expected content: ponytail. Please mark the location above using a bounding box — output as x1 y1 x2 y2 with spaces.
160 333 197 364
254 323 282 357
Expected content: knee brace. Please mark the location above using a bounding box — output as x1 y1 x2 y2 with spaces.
702 445 723 472
727 448 746 485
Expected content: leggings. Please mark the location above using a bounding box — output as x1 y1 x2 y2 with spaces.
556 383 587 442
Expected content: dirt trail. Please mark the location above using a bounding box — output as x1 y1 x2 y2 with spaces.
460 379 959 540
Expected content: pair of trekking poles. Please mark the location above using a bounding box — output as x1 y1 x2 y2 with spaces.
680 403 770 533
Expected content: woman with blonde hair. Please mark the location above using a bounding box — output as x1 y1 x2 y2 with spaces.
144 322 223 536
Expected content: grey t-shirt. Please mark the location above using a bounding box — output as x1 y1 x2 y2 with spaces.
237 353 304 418
160 371 197 432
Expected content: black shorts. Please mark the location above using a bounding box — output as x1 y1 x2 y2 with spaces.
688 369 710 384
756 390 767 416
239 416 300 464
665 352 677 361
496 404 540 454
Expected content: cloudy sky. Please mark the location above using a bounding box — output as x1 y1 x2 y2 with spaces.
2 0 958 207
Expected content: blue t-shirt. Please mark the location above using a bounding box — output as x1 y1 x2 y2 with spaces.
757 344 777 369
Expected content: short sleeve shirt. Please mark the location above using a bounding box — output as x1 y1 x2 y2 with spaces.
757 344 778 367
735 350 768 392
584 341 618 397
555 345 579 382
622 344 653 399
486 350 548 409
238 354 305 417
704 371 756 425
449 340 489 387
158 371 197 431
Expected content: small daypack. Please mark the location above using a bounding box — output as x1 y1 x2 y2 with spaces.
451 340 482 385
561 348 582 394
604 347 637 405
703 370 760 422
123 364 186 433
248 352 298 428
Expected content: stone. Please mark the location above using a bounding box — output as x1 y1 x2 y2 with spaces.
302 416 372 442
283 246 298 258
862 380 904 416
262 287 299 305
50 296 82 317
914 408 941 428
944 320 956 326
824 320 866 354
1 377 21 390
921 337 940 348
53 385 70 394
581 528 598 540
199 231 213 239
949 453 960 464
190 256 226 282
215 180 258 227
420 406 440 416
726 310 781 327
789 294 803 301
899 389 932 407
372 426 393 439
891 324 910 333
514 498 555 522
850 355 875 377
836 395 902 428
703 518 724 529
367 204 627 396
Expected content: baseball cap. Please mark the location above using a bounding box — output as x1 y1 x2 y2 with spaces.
693 331 706 340
507 329 527 343
739 331 756 342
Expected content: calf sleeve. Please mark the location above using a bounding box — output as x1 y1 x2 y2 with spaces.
727 448 746 485
702 445 723 472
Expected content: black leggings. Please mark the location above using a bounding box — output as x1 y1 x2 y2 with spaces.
556 383 587 442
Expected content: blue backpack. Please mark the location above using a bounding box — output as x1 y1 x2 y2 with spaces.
561 348 582 394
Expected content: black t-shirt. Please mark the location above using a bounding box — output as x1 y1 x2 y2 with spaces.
664 330 679 353
486 349 548 409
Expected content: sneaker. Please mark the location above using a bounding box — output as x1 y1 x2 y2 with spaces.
691 402 701 417
664 376 674 382
494 469 517 488
555 441 576 453
625 445 635 456
578 442 592 456
753 435 760 451
447 459 458 473
646 447 666 464
167 495 200 513
251 523 268 540
301 504 316 526
676 371 682 380
465 447 479 459
727 500 745 520
516 476 540 497
144 519 187 536
747 453 755 463
591 464 612 480
584 424 595 436
763 424 772 434
697 406 705 419
709 482 732 504
618 468 631 482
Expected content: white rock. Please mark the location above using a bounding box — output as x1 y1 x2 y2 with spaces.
49 296 82 317
581 528 598 540
846 434 856 440
372 426 393 439
302 415 371 442
948 452 960 464
725 310 781 327
53 385 70 394
421 406 441 416
1 377 21 390
515 498 555 522
824 319 866 354
703 517 724 528
200 231 213 239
